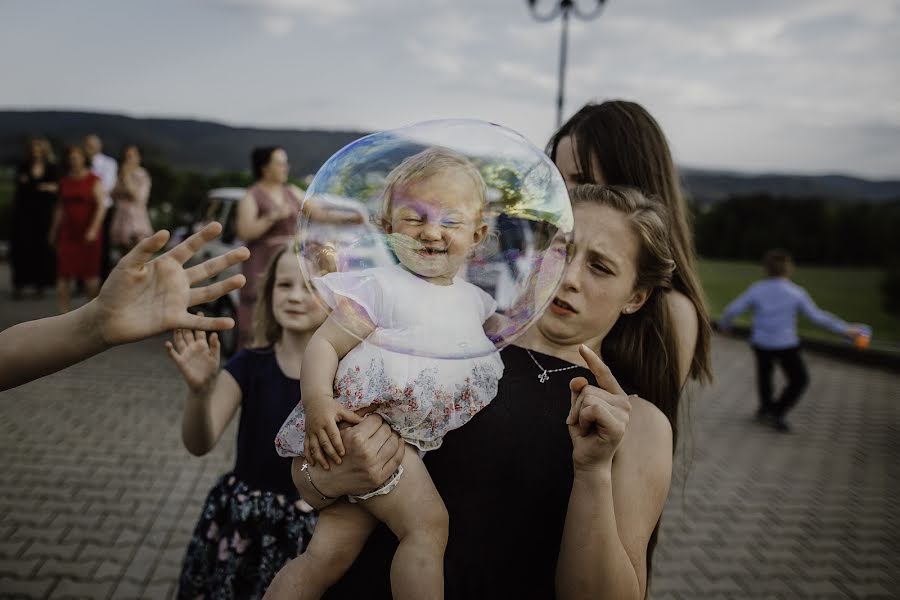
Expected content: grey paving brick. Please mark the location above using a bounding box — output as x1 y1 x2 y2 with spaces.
0 575 56 598
142 579 175 600
36 558 99 579
0 540 27 559
94 559 125 581
0 557 41 578
109 579 144 600
122 546 159 584
21 541 82 562
48 577 115 599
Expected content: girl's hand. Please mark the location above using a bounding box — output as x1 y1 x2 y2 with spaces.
85 227 99 243
165 324 221 393
567 344 632 472
303 399 363 469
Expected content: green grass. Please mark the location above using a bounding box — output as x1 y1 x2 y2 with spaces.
699 259 900 350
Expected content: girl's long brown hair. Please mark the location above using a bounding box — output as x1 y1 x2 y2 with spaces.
251 246 290 348
570 184 680 595
549 101 712 385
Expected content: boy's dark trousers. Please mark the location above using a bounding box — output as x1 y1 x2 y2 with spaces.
752 345 809 417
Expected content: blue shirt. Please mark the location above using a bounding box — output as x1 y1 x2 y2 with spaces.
719 278 849 350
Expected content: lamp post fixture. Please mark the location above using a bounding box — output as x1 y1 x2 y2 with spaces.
526 0 607 128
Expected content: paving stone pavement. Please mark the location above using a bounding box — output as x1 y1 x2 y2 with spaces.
1 266 898 599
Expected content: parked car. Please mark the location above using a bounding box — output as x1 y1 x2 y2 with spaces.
171 187 245 356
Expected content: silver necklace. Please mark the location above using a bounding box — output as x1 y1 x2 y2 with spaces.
524 348 580 383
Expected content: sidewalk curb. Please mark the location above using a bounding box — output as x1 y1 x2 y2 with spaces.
715 325 900 373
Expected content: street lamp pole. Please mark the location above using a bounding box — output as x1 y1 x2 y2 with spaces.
526 0 607 128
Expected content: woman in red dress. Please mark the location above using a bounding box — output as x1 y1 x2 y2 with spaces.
48 145 107 313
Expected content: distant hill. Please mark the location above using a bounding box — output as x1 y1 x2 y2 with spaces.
681 168 900 206
0 110 368 176
2 110 900 203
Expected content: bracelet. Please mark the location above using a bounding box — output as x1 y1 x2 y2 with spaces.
348 465 405 503
300 462 335 501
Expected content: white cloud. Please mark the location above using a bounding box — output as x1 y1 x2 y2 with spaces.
259 14 294 36
223 0 357 24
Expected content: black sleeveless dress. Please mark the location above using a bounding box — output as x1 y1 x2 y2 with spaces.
325 345 598 600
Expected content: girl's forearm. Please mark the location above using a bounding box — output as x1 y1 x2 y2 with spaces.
557 467 641 600
181 384 218 456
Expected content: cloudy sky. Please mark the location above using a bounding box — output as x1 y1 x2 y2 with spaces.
2 0 898 178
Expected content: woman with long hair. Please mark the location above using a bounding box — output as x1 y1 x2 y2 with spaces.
10 137 58 298
272 185 679 600
548 100 712 388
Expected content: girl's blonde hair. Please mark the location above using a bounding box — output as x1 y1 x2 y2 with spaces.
251 245 290 347
377 146 487 227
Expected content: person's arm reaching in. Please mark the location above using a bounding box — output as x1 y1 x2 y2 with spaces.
289 414 406 511
0 223 249 391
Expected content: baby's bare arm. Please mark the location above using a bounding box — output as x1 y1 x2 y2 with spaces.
301 301 376 466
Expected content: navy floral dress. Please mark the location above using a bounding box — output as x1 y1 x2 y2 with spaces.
178 347 316 600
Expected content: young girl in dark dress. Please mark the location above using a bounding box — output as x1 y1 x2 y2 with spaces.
167 246 327 599
269 185 684 600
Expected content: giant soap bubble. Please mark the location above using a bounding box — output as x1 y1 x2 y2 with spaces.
297 119 573 359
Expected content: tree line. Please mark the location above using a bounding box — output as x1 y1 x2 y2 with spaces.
693 194 900 267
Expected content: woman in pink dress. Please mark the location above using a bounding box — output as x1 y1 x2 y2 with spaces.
109 144 153 252
235 147 303 348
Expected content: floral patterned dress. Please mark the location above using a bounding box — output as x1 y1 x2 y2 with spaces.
178 348 317 600
275 265 504 456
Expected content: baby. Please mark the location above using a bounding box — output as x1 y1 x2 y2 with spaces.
271 147 504 599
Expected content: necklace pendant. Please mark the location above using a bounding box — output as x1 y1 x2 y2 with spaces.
538 371 549 383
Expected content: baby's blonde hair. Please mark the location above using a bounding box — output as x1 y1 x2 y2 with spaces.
378 146 487 227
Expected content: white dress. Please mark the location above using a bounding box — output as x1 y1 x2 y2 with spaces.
275 265 505 454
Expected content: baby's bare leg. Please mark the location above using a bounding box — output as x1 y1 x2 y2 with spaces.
265 502 378 600
362 447 448 600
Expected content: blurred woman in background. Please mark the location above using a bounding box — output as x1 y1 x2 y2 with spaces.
48 145 106 313
235 146 303 348
11 137 59 299
110 144 153 253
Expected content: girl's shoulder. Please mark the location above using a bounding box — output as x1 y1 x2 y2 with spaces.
619 394 673 473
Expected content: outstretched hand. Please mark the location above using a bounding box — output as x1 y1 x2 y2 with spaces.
94 223 250 346
166 325 221 393
567 344 633 471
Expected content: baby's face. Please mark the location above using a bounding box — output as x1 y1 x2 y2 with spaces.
387 171 487 285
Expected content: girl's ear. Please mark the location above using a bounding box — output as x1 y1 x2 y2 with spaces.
622 288 651 315
472 222 488 247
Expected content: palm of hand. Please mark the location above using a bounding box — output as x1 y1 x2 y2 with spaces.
96 254 190 345
175 337 219 390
